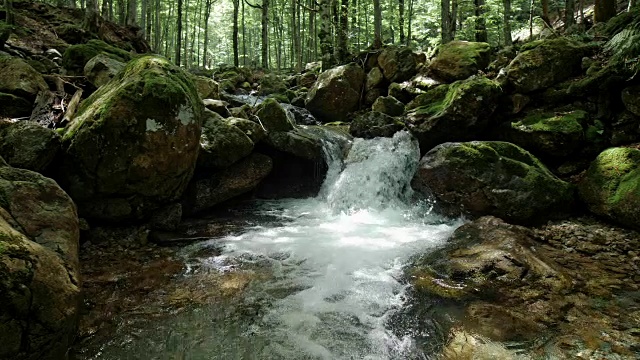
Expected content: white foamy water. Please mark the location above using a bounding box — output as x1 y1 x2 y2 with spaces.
84 132 462 360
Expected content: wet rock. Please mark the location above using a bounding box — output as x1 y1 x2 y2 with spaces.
266 128 324 161
440 329 519 360
371 96 404 116
149 203 182 231
578 147 640 230
0 56 48 117
255 98 294 132
349 111 404 139
229 105 251 119
305 63 365 123
388 81 423 104
62 39 133 75
406 78 502 153
258 73 287 95
198 110 254 169
505 37 591 93
499 110 587 158
193 76 220 100
226 117 266 144
59 56 203 222
298 72 316 88
0 120 61 173
0 161 80 360
365 67 384 91
83 54 125 88
377 46 418 83
203 99 230 117
429 41 491 82
621 85 640 116
282 104 319 126
184 153 273 214
412 141 575 223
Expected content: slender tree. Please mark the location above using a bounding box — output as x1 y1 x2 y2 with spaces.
127 0 137 26
176 0 183 65
565 0 575 28
336 0 349 62
441 0 453 43
594 0 616 23
474 0 487 42
398 0 405 44
84 0 100 32
503 0 512 46
232 0 240 66
373 0 382 48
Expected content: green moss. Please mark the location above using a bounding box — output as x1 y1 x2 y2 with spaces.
519 39 545 51
62 39 134 74
411 78 500 118
512 110 586 134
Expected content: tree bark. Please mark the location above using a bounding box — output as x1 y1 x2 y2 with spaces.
5 0 14 25
474 0 487 42
336 0 349 62
630 0 637 11
84 0 100 32
373 0 382 48
407 0 413 45
127 0 137 26
261 0 269 68
503 0 512 46
232 0 239 66
594 0 617 23
175 0 183 65
541 0 550 25
398 0 405 44
565 0 575 28
319 0 334 67
441 0 453 43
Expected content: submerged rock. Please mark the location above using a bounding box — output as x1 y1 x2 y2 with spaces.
305 63 365 123
412 141 575 223
0 120 61 173
428 41 491 82
578 147 640 230
0 161 80 360
59 56 203 221
406 77 502 153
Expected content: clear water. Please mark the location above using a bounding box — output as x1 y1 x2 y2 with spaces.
85 132 462 360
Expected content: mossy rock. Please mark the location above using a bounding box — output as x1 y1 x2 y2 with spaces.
407 77 502 153
54 23 90 44
377 45 418 83
429 41 491 82
197 110 254 169
258 73 287 95
0 121 61 172
266 129 324 161
349 111 405 139
59 56 203 221
83 54 125 88
622 86 640 117
505 37 591 93
371 95 405 116
578 147 640 230
501 110 587 158
0 56 47 103
255 98 294 132
412 141 575 223
305 63 365 123
226 117 266 143
192 75 220 100
62 39 133 75
0 92 32 118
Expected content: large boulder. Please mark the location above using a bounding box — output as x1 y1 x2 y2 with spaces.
412 141 575 223
255 98 294 132
0 161 80 360
0 56 48 117
83 54 125 88
578 147 640 230
62 39 133 75
266 128 324 161
365 67 384 91
406 78 502 153
59 56 204 221
372 95 405 116
183 153 273 214
197 110 254 169
377 46 418 83
499 110 587 159
0 121 61 173
349 111 405 139
428 41 491 82
192 76 220 100
305 63 365 123
504 38 591 93
621 86 640 117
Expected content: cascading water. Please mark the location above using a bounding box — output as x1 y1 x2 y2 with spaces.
83 131 462 360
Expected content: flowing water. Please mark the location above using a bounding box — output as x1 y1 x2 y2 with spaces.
83 132 462 360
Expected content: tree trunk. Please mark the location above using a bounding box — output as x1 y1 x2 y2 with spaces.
232 0 239 66
176 0 183 65
336 0 349 62
630 0 637 12
529 0 534 39
441 0 453 43
154 0 161 51
141 0 147 34
407 0 413 45
101 0 110 20
319 0 334 67
594 0 617 23
291 0 302 70
242 0 246 66
5 0 14 25
84 0 100 32
474 0 487 42
503 0 512 46
541 0 550 24
127 0 137 26
398 0 405 44
261 0 269 68
565 0 575 28
118 0 126 25
373 0 382 48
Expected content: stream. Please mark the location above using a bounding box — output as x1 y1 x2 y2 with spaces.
81 132 463 360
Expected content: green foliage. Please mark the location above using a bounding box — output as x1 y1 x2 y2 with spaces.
603 15 640 74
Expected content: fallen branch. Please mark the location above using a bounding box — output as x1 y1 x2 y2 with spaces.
62 89 83 126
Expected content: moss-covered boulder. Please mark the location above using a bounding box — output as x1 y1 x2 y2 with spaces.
305 63 365 123
266 128 324 161
62 39 133 75
500 110 587 158
83 54 125 88
0 162 80 360
377 45 418 83
412 141 575 223
365 67 384 91
428 41 491 82
406 78 502 153
255 98 294 132
197 110 254 169
183 153 273 214
504 37 590 93
349 111 405 139
372 95 404 116
0 56 48 117
0 121 61 173
258 73 287 95
193 76 220 100
226 117 266 144
622 86 640 117
578 147 640 230
59 56 203 221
